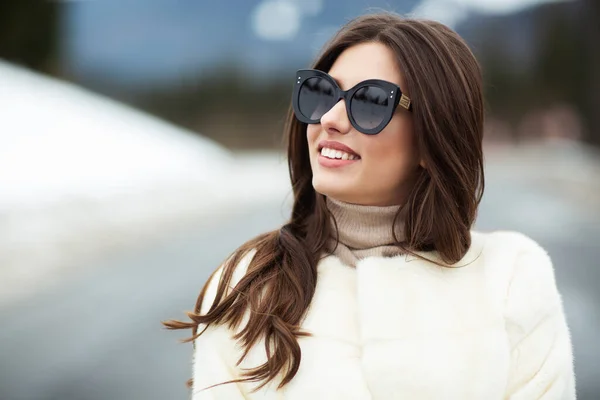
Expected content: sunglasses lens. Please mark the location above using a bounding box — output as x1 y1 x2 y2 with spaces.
298 77 335 121
350 86 389 131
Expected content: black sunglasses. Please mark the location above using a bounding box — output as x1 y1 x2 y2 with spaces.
292 69 412 135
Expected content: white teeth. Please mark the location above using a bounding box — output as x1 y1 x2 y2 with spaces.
320 147 359 160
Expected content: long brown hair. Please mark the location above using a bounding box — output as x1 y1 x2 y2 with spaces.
164 12 485 392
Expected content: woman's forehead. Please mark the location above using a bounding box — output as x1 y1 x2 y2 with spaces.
328 42 405 90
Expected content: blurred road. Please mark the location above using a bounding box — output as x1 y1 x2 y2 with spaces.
0 164 599 400
0 203 288 400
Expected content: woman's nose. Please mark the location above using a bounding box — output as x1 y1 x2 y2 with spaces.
320 99 352 135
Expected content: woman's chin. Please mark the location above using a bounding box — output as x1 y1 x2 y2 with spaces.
312 178 357 202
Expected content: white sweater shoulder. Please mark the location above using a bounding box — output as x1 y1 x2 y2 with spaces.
191 250 256 399
492 231 576 399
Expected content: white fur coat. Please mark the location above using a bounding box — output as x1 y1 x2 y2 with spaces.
190 231 576 399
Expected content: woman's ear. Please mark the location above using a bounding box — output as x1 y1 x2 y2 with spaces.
419 159 426 169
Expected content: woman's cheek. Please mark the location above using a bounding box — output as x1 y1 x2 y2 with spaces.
306 125 320 144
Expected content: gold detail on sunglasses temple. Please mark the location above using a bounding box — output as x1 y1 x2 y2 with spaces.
399 94 411 110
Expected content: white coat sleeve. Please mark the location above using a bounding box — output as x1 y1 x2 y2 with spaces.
503 235 576 399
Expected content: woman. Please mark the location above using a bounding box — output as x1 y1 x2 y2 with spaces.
164 13 576 399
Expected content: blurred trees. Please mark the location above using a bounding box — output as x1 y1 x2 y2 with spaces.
0 1 61 75
0 1 597 149
583 0 600 147
476 0 599 147
135 65 292 149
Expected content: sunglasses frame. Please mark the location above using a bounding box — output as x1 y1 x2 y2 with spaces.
292 69 412 135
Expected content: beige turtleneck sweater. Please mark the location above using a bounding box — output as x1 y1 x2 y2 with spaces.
325 196 407 267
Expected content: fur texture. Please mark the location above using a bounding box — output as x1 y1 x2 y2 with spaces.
191 231 576 399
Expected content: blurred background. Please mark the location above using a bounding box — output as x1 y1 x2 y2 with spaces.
0 0 598 399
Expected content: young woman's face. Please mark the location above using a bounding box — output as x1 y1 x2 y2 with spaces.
307 41 422 206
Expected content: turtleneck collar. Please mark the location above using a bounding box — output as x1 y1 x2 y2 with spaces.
325 196 406 267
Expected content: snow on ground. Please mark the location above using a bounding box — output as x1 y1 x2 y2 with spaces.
0 61 234 208
0 61 291 305
483 139 600 216
479 138 600 242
